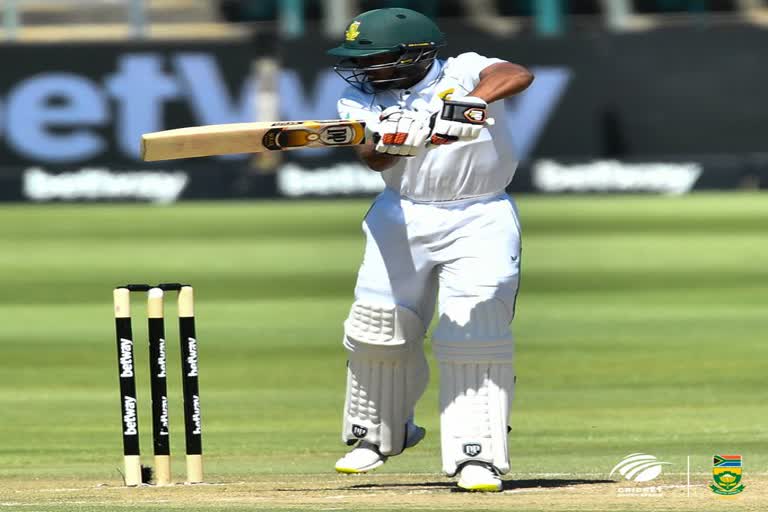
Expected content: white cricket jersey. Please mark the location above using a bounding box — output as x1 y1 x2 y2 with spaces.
337 52 518 202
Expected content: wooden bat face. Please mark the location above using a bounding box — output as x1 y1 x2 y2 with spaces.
141 120 367 161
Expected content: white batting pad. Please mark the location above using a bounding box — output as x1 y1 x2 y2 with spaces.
342 301 428 456
433 298 515 475
437 359 514 475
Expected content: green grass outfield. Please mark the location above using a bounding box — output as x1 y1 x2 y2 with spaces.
0 193 766 511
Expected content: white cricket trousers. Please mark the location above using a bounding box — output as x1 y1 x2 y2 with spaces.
354 188 522 325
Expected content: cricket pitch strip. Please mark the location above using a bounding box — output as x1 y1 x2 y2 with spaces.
1 473 765 512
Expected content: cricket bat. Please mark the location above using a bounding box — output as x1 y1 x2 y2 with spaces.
141 120 366 161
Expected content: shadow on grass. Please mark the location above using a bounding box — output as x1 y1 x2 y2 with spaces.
351 478 615 492
499 478 615 492
278 478 615 493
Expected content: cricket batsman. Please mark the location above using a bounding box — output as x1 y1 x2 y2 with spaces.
327 8 533 492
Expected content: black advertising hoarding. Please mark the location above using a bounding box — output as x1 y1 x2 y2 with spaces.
509 154 768 195
0 42 260 166
0 26 767 202
0 40 278 201
276 25 768 196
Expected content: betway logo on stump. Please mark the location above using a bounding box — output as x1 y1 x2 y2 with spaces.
123 396 138 435
191 395 202 435
160 396 169 432
157 339 167 378
119 338 134 378
186 338 199 377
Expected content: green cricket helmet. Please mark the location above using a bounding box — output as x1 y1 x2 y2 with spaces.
327 8 446 93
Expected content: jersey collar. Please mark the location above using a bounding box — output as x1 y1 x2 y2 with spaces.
407 59 444 94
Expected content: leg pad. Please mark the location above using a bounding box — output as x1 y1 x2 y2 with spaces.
342 301 428 456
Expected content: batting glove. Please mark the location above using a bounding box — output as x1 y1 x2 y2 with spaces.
374 106 432 157
429 96 491 145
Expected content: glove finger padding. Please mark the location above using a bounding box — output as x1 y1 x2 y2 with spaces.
461 123 484 140
375 110 402 154
430 131 460 145
404 119 432 156
375 107 431 156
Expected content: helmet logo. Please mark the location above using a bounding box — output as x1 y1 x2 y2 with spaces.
345 21 361 41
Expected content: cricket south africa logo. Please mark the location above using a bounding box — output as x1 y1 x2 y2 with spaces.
437 88 455 100
345 21 361 41
610 453 671 482
710 455 745 495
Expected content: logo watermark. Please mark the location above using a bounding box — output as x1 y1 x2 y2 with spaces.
710 455 745 496
611 453 672 497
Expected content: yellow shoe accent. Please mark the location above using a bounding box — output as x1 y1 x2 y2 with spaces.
334 453 385 474
335 466 365 474
457 462 503 492
457 482 503 492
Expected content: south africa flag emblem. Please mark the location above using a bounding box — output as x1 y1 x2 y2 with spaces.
710 455 745 495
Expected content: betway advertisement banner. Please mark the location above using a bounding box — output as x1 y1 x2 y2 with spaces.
0 41 279 202
0 27 766 202
276 25 768 197
0 43 257 166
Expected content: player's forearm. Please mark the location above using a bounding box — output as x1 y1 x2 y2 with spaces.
469 62 534 103
355 138 400 172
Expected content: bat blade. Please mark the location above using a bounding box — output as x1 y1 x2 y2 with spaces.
141 120 366 161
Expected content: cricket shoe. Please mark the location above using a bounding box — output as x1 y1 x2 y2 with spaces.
334 422 426 474
457 462 503 492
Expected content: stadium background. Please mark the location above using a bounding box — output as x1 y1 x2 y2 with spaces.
0 0 766 201
0 1 766 511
